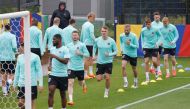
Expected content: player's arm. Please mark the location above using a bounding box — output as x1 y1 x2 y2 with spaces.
35 56 43 87
49 48 70 64
140 32 144 49
42 30 49 53
81 44 90 57
120 35 123 53
39 30 44 55
93 39 98 58
89 25 96 41
172 26 179 44
13 57 20 88
130 36 139 48
12 35 17 52
155 30 163 47
108 40 118 56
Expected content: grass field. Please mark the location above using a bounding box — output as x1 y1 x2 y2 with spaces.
1 57 190 109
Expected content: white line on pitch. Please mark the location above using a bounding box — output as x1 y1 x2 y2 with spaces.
173 77 190 79
116 83 190 109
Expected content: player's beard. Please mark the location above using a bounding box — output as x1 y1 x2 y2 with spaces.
53 42 59 47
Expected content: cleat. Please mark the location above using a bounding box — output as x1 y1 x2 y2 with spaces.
131 85 138 89
84 75 92 80
158 71 162 76
141 81 149 85
123 82 128 88
88 74 96 78
149 68 155 74
67 101 74 106
166 73 170 78
83 86 87 93
150 80 156 83
104 92 109 98
156 77 163 81
172 70 176 77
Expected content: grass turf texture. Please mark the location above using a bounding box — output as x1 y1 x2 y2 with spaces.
1 57 190 109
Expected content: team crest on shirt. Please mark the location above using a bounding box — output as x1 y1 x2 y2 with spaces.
152 32 154 35
77 47 80 49
107 42 110 45
169 30 171 32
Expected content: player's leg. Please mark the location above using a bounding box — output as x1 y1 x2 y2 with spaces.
7 61 15 93
18 99 25 109
48 75 57 108
67 70 75 105
77 70 87 93
31 86 38 109
96 64 104 82
32 100 36 109
84 58 91 79
170 48 176 76
157 47 163 75
144 57 150 82
1 61 8 95
17 87 25 109
104 63 112 98
87 46 95 78
130 57 138 88
121 54 128 88
163 48 170 78
59 77 68 109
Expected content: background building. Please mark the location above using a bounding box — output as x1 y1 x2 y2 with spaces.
115 0 190 24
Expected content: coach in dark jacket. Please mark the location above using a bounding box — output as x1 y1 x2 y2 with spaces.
50 2 71 29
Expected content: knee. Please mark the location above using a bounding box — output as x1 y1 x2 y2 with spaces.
18 102 24 108
122 65 126 70
68 81 74 86
164 58 168 62
97 77 102 82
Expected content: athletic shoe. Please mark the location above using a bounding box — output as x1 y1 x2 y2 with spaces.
141 81 149 86
149 68 155 74
172 70 176 77
123 82 128 88
83 86 87 93
3 93 8 96
150 80 156 83
156 77 163 81
84 75 92 80
67 101 74 106
104 91 109 98
166 73 170 78
131 85 138 89
88 74 96 78
6 82 10 93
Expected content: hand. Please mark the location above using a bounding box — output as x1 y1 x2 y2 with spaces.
38 86 43 93
105 51 109 57
170 41 175 45
48 66 52 71
75 49 83 56
121 51 123 55
126 40 131 45
160 42 163 46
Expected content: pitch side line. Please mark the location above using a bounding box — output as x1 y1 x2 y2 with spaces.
116 83 190 109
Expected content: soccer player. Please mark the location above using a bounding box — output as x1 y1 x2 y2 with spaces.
50 1 71 29
48 34 70 109
141 18 162 84
120 24 139 88
150 12 163 75
30 19 43 58
43 17 63 53
62 19 77 45
0 24 17 96
13 43 43 109
93 26 117 98
80 12 96 79
160 17 179 78
66 31 89 106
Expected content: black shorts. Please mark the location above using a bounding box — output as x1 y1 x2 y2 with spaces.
96 63 113 75
158 46 163 55
48 75 68 91
17 86 37 100
0 61 15 74
143 48 158 58
31 48 41 59
163 48 176 56
68 70 84 81
86 45 93 57
122 54 137 66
